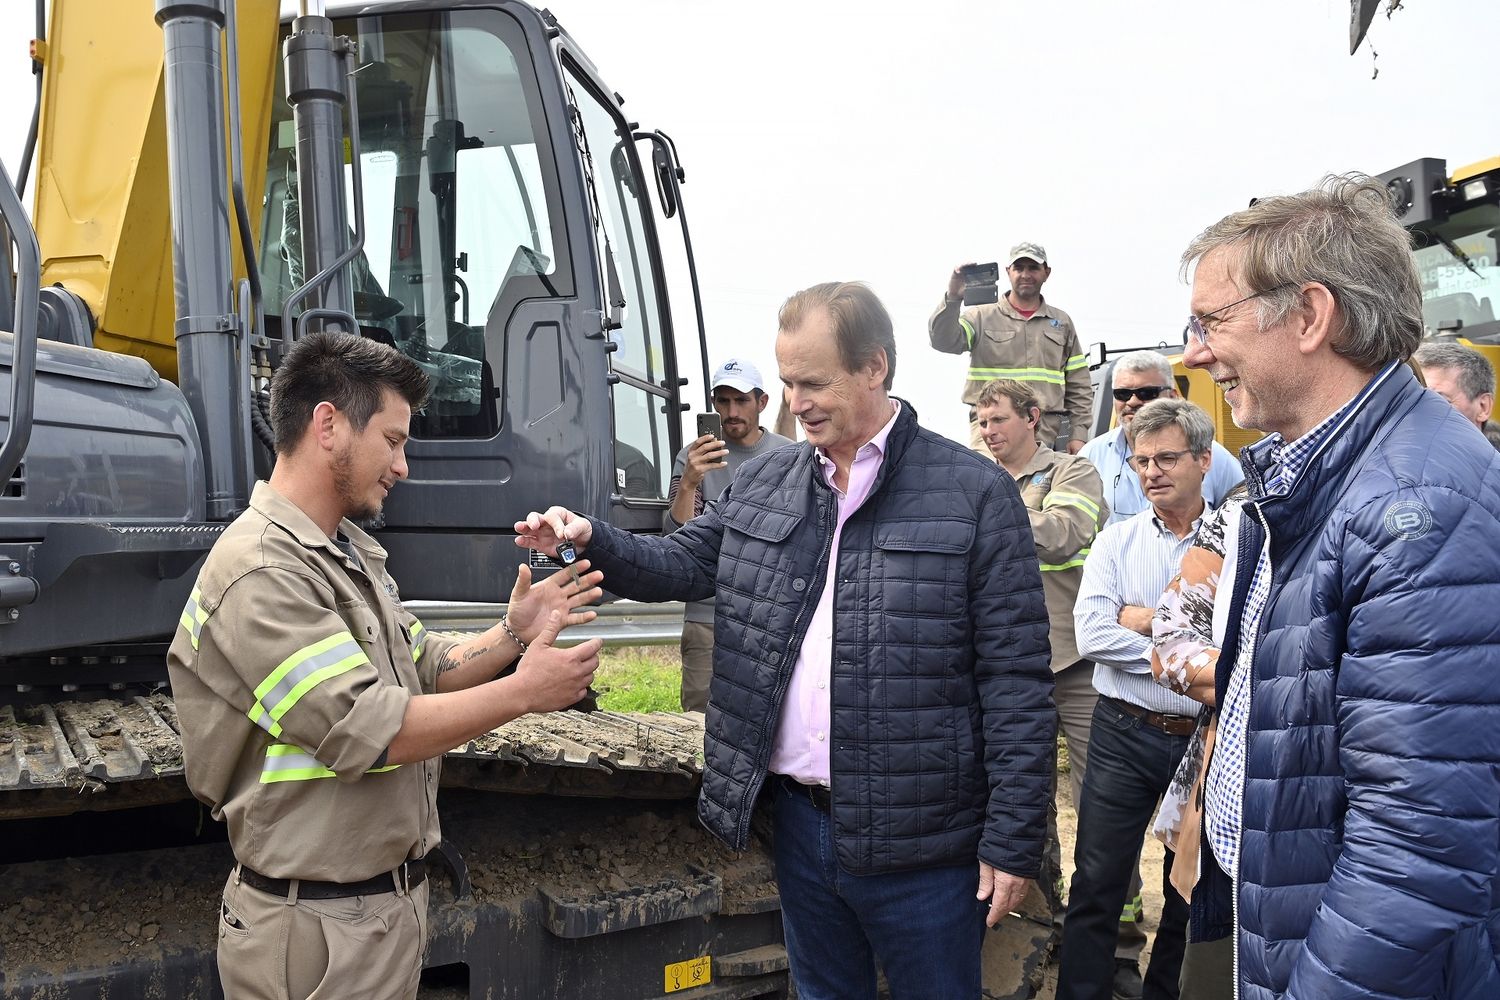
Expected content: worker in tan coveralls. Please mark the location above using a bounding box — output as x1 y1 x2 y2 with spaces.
930 242 1094 457
974 378 1146 998
166 332 605 1000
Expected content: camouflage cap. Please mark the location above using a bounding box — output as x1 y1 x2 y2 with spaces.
1007 242 1048 267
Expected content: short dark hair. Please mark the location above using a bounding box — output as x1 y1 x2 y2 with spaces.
269 332 431 454
777 281 896 390
1414 341 1496 403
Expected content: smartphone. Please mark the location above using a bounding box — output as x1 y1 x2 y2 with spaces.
696 413 723 440
959 262 1000 285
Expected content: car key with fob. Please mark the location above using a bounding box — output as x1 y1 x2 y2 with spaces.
555 539 580 587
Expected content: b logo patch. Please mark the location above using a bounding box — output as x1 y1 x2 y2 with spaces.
1383 499 1432 540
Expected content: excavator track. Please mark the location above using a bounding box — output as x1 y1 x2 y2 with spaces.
0 694 706 820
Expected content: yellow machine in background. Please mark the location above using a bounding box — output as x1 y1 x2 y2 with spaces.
1380 156 1500 391
1094 157 1500 454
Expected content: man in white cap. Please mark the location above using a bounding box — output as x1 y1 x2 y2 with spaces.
665 358 794 712
931 242 1094 457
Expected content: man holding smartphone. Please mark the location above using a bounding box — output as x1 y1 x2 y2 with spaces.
930 243 1094 458
664 358 793 712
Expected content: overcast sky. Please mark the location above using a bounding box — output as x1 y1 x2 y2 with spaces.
2 1 1495 445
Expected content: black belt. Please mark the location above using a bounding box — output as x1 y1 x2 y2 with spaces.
239 859 426 900
1106 696 1197 737
778 774 831 811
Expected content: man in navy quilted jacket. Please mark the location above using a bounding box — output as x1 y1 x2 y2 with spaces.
515 281 1055 1000
1179 174 1500 1000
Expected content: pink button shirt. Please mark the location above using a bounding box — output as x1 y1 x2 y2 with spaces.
768 402 901 787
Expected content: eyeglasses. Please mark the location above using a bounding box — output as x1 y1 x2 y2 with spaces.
1127 449 1194 473
1111 386 1170 403
1184 283 1295 347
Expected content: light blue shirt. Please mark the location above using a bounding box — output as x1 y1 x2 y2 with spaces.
1082 426 1245 527
1074 507 1205 716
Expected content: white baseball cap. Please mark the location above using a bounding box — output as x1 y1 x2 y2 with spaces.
711 358 764 393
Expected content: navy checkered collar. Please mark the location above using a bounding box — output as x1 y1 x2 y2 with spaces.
1248 360 1400 498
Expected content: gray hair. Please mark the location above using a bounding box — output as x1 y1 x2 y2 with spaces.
1112 350 1174 387
1413 341 1496 403
779 281 896 390
1180 173 1422 371
1126 397 1215 454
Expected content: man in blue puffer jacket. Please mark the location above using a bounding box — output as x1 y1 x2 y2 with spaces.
1178 174 1500 1000
516 282 1056 1000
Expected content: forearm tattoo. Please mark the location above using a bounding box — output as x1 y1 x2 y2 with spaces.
436 641 492 675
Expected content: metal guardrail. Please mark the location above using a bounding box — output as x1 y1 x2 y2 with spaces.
405 600 685 648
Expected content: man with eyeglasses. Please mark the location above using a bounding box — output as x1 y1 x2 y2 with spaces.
1081 351 1242 527
930 242 1094 458
1058 397 1213 1000
1177 176 1500 1000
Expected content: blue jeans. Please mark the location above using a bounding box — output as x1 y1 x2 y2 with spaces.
1056 698 1191 1000
769 776 987 1000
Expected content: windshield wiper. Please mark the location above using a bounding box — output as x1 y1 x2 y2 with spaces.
1434 230 1483 278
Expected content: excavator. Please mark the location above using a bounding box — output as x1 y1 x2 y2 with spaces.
0 2 807 998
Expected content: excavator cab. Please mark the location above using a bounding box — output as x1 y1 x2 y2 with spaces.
253 6 701 600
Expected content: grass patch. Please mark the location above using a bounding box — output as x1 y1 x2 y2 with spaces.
594 645 682 713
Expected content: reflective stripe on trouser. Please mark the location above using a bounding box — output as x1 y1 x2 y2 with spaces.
218 869 429 1000
247 632 370 738
261 743 401 783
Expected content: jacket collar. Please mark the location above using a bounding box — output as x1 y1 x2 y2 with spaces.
998 295 1055 321
792 397 921 503
1011 444 1062 481
248 481 387 568
1239 361 1418 542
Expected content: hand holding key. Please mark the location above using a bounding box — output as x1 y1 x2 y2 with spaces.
514 506 593 560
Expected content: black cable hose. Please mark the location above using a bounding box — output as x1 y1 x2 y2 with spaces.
250 388 276 456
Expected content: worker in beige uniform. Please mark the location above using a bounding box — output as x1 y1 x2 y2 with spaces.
975 378 1145 999
930 243 1094 457
167 332 605 1000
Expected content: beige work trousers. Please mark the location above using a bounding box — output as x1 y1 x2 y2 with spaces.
217 868 429 1000
679 619 714 714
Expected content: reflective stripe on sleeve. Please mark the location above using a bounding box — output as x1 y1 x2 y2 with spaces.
179 587 209 650
247 632 370 738
959 317 976 351
1065 353 1089 372
1043 490 1102 522
260 742 401 783
409 619 426 663
967 366 1065 386
1040 547 1090 572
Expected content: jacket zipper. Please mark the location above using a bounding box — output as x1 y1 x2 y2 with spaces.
734 488 837 849
1232 502 1274 1000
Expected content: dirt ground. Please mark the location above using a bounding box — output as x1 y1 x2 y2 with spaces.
1036 779 1167 997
